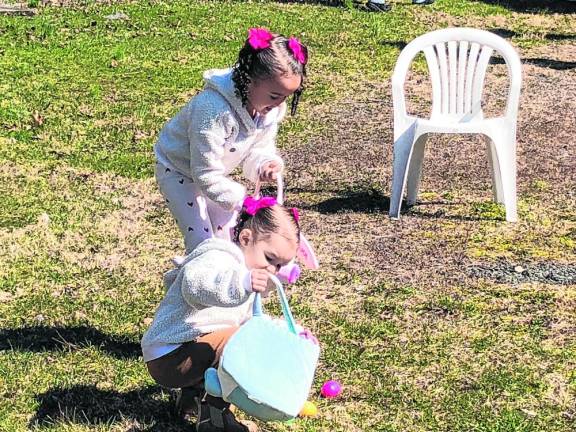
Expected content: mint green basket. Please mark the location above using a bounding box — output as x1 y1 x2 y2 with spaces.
205 275 320 421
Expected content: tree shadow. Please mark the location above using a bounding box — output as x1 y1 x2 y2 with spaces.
0 325 141 359
474 0 576 13
30 384 188 431
271 0 415 11
522 57 576 70
490 28 576 41
381 30 576 66
490 55 576 70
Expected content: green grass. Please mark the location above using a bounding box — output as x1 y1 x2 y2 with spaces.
1 0 576 431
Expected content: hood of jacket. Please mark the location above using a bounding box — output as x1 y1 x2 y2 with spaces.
163 238 245 290
203 68 257 133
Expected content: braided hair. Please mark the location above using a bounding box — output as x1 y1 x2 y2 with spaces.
233 204 301 244
232 34 308 116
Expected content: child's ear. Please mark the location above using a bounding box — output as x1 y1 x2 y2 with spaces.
239 228 253 247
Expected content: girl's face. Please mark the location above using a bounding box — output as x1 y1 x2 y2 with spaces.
246 73 302 117
239 228 299 274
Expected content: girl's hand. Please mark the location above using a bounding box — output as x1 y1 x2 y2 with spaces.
250 269 274 296
259 161 281 182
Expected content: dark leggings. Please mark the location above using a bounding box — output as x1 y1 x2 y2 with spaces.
146 326 238 389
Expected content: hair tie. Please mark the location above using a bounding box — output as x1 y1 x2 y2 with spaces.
243 195 277 215
248 28 274 50
288 36 307 64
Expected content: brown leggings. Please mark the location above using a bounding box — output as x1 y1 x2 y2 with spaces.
146 327 238 389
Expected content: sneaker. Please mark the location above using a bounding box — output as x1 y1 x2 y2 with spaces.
175 386 203 421
196 395 258 432
412 0 435 4
366 0 391 12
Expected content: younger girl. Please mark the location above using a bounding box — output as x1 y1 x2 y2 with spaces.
155 28 308 253
141 197 301 432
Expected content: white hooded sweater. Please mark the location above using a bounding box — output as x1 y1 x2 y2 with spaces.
154 68 286 211
141 238 255 362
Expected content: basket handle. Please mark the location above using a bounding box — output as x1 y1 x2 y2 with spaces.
253 174 284 205
252 275 297 335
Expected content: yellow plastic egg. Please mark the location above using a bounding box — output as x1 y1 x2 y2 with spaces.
299 401 318 417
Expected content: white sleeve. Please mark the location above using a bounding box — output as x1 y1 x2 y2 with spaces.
242 103 286 183
180 251 252 307
188 107 246 211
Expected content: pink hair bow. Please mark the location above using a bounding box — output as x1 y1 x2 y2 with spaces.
248 28 274 50
243 195 277 215
288 36 307 64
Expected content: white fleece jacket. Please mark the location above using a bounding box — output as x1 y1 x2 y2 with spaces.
141 238 255 362
154 68 286 211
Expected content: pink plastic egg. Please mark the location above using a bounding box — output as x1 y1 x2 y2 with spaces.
320 380 342 398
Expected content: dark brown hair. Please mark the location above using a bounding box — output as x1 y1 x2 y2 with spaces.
233 203 300 243
232 34 308 115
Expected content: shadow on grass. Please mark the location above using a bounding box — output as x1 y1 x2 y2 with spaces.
0 325 141 359
362 0 576 12
507 56 576 71
474 0 576 14
489 28 576 41
300 187 468 216
409 208 492 221
382 31 576 71
30 384 186 431
274 0 347 5
300 188 392 213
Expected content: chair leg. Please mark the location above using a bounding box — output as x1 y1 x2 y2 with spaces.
406 134 428 206
490 134 518 222
485 136 504 204
390 122 417 219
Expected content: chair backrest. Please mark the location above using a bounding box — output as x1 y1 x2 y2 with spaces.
392 28 522 122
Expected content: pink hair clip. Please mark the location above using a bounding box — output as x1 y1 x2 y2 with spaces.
248 27 274 50
243 195 277 216
288 36 307 65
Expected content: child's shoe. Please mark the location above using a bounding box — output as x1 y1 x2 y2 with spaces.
175 385 203 422
366 0 391 12
196 395 258 432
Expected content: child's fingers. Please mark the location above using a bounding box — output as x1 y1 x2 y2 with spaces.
251 270 271 293
251 284 266 293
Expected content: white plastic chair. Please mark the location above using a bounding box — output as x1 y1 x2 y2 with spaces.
389 28 522 222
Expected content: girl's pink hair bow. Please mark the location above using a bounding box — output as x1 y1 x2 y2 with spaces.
288 37 307 65
248 28 274 50
243 195 277 215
